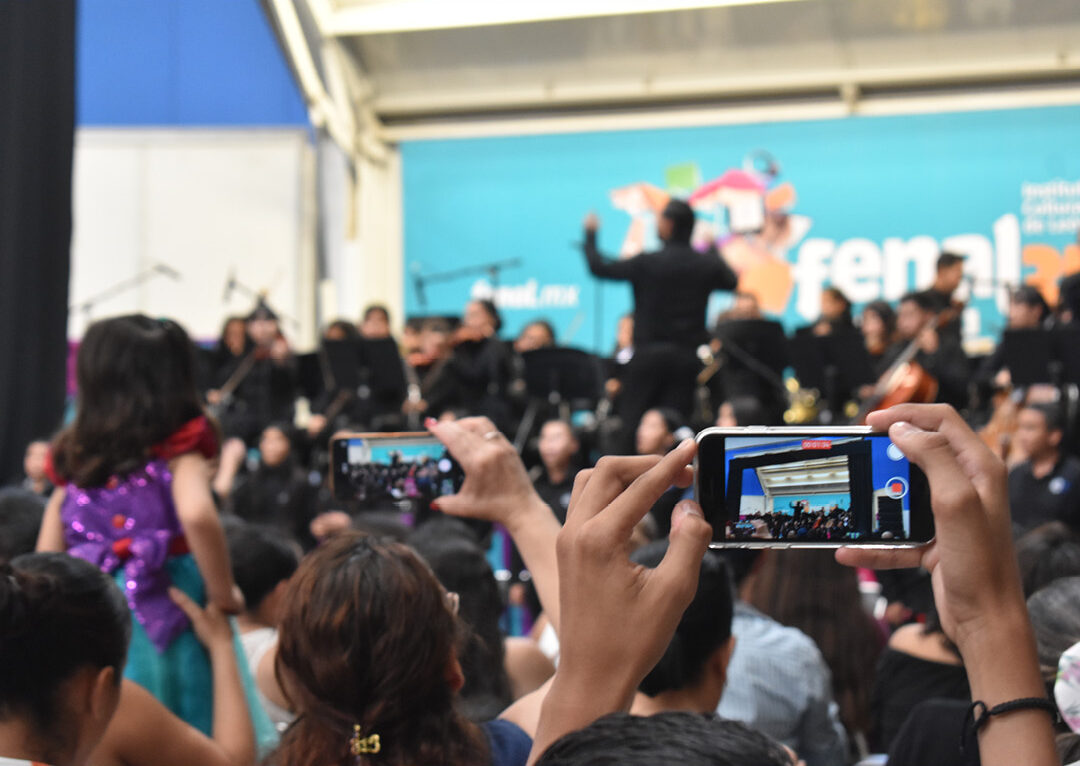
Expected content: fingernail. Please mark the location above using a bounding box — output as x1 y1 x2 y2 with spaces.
891 421 917 436
424 417 437 429
676 501 703 519
679 437 695 450
430 500 441 511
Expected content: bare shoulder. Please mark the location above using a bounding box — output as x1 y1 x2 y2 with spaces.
887 623 961 665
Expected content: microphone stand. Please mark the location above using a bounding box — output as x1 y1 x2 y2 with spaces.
411 258 522 309
70 264 181 317
224 274 301 330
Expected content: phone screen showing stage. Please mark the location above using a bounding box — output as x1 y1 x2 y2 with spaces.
697 432 933 545
331 435 464 512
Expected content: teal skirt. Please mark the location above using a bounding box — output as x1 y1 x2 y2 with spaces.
115 555 279 753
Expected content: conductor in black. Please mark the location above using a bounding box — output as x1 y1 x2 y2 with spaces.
583 200 738 453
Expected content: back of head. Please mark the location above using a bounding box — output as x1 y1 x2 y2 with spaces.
1027 575 1080 683
535 711 791 766
1016 522 1080 598
274 531 486 766
662 199 696 244
1 553 131 743
226 522 300 612
631 542 733 697
410 522 513 719
0 488 47 563
53 314 204 487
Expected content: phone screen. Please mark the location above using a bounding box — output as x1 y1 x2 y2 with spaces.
697 430 933 546
331 434 465 511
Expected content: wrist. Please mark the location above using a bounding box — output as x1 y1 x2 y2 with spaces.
504 493 554 534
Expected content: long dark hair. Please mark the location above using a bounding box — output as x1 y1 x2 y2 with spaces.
273 532 489 766
744 550 882 738
0 553 131 758
52 315 206 487
410 520 514 720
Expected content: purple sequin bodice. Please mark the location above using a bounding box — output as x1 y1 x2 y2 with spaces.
62 459 190 652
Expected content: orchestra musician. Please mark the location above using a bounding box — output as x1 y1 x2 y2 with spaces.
918 251 966 345
859 300 898 376
809 286 854 337
209 301 297 445
876 291 969 409
582 200 738 453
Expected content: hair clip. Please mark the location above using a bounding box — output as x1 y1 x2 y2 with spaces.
350 724 381 757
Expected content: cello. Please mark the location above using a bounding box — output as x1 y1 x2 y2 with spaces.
855 302 963 423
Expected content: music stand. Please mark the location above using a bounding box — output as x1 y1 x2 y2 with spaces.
296 352 325 402
513 348 604 450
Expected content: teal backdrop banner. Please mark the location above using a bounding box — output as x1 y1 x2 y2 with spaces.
402 104 1080 353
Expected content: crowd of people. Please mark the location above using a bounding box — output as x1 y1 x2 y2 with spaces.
3 206 1080 766
732 503 856 541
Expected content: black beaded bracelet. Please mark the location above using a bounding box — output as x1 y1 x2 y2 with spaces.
961 697 1059 756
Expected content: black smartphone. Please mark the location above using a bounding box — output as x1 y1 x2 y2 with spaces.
330 432 465 516
696 426 934 548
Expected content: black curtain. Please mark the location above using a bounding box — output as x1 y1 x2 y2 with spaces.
0 1 76 482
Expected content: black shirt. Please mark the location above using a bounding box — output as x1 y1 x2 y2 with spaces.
871 646 970 752
533 469 574 524
1008 454 1080 532
584 231 737 351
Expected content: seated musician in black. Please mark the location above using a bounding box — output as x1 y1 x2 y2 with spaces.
212 303 298 446
1008 402 1080 534
878 291 969 410
917 250 966 347
974 285 1050 395
424 299 519 432
531 419 581 524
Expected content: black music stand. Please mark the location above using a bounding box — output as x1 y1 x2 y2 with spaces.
513 347 604 450
296 352 325 403
1001 328 1080 387
789 328 875 423
712 319 789 411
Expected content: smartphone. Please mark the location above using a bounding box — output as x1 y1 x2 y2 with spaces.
696 426 934 548
330 432 465 518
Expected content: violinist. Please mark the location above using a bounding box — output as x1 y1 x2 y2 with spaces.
878 291 969 409
210 302 297 445
918 251 966 346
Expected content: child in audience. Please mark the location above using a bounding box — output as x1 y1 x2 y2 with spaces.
227 521 300 732
0 552 256 766
35 315 272 744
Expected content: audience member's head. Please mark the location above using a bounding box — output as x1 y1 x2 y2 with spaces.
0 488 46 564
1028 575 1080 686
535 712 793 766
259 424 294 469
464 299 502 337
636 408 683 456
515 320 556 353
410 520 513 721
716 396 772 428
226 522 300 627
538 420 579 478
1014 402 1066 463
22 440 50 484
658 199 695 244
1016 522 1080 598
0 553 131 766
361 304 391 339
1010 286 1050 330
631 542 734 709
51 315 205 488
274 531 487 766
744 550 881 738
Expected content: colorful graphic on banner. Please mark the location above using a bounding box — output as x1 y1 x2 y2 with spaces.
401 104 1080 353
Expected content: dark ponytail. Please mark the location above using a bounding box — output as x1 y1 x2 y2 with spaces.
0 553 131 741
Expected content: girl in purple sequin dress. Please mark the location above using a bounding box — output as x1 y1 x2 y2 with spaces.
36 315 267 740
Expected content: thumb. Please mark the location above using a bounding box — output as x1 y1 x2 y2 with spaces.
651 500 711 606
